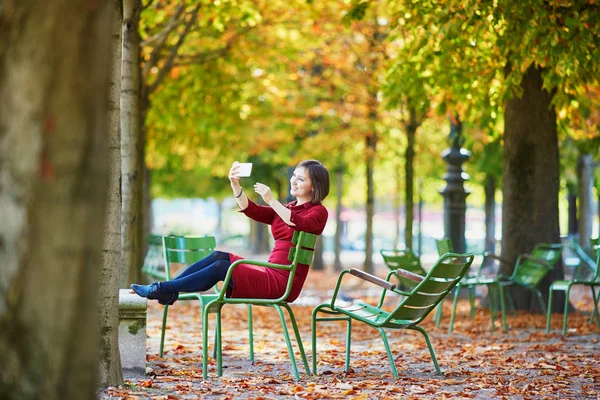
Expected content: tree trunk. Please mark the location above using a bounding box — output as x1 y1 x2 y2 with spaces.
0 1 111 398
577 153 594 248
501 65 562 311
364 133 376 274
334 164 344 271
393 159 402 250
120 0 143 288
567 184 578 236
404 109 418 252
98 0 125 388
312 235 324 271
484 175 497 255
250 220 270 254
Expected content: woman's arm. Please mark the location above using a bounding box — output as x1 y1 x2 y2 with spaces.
253 182 294 225
229 161 249 210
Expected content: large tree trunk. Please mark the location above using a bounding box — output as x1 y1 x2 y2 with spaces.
120 0 143 288
501 65 562 311
0 1 111 398
577 153 595 248
98 0 125 388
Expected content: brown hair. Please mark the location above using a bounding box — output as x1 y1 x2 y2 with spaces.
298 160 330 205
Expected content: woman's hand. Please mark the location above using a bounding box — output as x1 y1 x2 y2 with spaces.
229 161 241 186
254 182 274 204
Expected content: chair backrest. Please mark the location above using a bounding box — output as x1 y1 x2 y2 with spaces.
511 243 561 287
380 249 426 276
389 253 474 325
162 235 217 280
288 230 319 265
142 234 168 280
435 238 453 256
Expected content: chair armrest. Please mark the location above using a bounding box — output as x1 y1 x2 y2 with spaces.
218 259 292 300
392 268 424 283
350 268 396 291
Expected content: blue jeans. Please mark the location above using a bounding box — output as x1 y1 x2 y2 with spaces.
160 250 233 293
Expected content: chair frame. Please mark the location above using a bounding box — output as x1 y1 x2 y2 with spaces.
312 252 474 377
546 243 600 335
201 230 319 381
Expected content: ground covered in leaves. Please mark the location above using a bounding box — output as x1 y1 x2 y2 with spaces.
101 269 600 399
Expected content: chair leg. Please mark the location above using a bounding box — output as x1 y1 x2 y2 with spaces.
487 285 497 331
282 304 310 376
546 287 554 333
497 283 507 331
434 301 443 328
247 304 254 363
377 327 398 378
468 286 476 319
410 325 441 375
159 305 169 358
273 304 300 381
216 309 223 377
534 289 547 316
590 285 600 327
202 303 211 379
562 286 571 335
311 305 322 375
448 286 460 334
345 318 352 372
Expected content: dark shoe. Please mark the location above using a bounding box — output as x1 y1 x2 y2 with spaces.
131 282 174 304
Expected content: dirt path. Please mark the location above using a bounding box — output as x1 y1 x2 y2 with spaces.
102 271 600 399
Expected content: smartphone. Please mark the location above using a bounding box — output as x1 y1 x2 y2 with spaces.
238 163 253 177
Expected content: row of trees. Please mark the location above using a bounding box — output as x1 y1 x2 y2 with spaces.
1 0 599 398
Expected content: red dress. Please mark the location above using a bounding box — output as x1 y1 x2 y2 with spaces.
228 199 328 302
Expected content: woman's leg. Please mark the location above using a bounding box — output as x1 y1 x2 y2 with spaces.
160 259 232 293
172 250 231 280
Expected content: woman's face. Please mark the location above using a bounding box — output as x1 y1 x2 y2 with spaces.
290 166 313 201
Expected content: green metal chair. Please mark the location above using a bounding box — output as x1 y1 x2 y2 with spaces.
449 243 562 333
312 252 474 377
202 230 319 381
155 236 254 360
380 249 426 290
434 237 514 331
546 242 600 334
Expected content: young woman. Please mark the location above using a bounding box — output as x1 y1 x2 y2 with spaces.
132 159 330 305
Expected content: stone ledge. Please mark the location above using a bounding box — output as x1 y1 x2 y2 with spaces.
119 289 147 378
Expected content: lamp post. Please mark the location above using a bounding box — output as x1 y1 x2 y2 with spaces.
440 115 471 253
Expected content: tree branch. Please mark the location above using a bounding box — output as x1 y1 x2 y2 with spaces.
173 25 255 66
146 1 202 96
141 0 187 82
